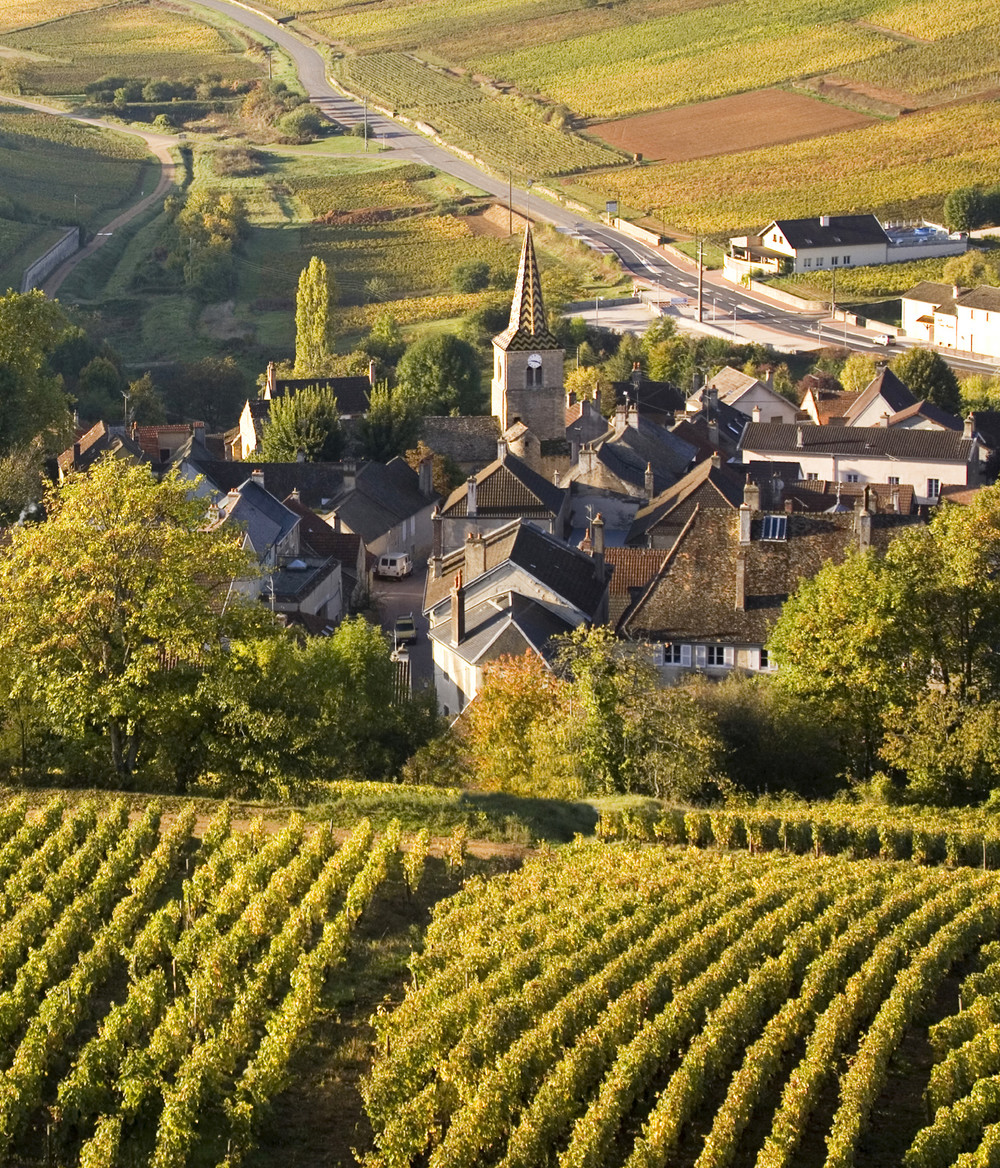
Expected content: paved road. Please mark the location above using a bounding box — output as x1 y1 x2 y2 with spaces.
371 564 434 689
191 0 1000 375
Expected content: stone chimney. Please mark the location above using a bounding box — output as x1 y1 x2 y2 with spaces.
368 359 377 386
329 510 340 533
450 573 466 646
880 412 891 427
419 454 434 497
743 479 760 511
613 403 628 434
592 512 606 577
739 501 752 545
465 530 486 581
752 405 762 423
796 425 804 448
628 403 640 429
703 385 719 414
578 444 596 476
251 468 265 489
343 458 357 493
644 462 654 499
711 451 722 469
289 487 300 503
497 438 507 463
431 507 443 578
466 474 477 518
964 412 975 440
735 547 746 611
856 486 872 551
553 469 561 487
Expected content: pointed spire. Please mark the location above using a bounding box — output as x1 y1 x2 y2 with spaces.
493 224 561 352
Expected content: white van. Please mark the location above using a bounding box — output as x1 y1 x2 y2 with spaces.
375 552 412 579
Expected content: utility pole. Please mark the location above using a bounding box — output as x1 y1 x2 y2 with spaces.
364 98 368 151
697 239 704 323
508 170 513 235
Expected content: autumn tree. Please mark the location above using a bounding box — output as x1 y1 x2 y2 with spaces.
294 255 335 376
0 290 74 454
839 352 877 396
0 457 265 782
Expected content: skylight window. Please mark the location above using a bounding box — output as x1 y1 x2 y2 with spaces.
760 515 788 541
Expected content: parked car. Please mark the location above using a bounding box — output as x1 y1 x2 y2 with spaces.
394 614 417 647
375 552 412 579
873 333 893 346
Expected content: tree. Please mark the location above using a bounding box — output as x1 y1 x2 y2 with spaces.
358 383 420 462
126 372 166 426
943 249 1000 288
294 255 334 376
890 347 961 415
944 186 986 232
0 290 74 455
259 384 343 462
0 442 46 525
170 355 249 429
839 352 877 396
76 355 125 423
0 457 264 782
396 333 482 415
451 260 490 293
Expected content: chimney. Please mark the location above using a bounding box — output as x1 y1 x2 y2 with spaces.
466 474 477 518
743 479 760 511
644 461 654 499
613 403 627 434
628 403 640 429
72 441 81 466
796 425 804 448
704 385 719 414
419 454 434 497
289 487 300 502
566 389 577 407
329 509 341 533
431 507 443 579
880 412 891 428
964 412 975 440
207 500 220 523
251 468 265 489
707 418 719 446
464 530 486 581
266 361 276 400
784 498 794 514
752 405 762 423
497 438 507 463
553 469 561 487
735 547 746 611
857 504 872 553
592 512 606 576
343 458 357 492
130 421 139 441
368 359 377 386
578 444 596 476
739 502 752 545
711 451 722 469
450 573 466 645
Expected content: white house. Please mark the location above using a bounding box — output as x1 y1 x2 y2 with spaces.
689 367 799 424
901 282 1000 359
739 421 979 506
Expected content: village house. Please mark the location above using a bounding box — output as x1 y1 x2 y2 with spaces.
901 282 1000 359
688 366 799 424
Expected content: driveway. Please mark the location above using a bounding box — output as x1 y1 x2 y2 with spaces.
371 561 434 691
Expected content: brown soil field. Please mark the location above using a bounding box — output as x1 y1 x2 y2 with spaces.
589 88 877 163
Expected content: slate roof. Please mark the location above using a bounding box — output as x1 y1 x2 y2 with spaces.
844 368 916 424
741 422 976 462
770 214 889 250
628 457 746 543
179 455 348 508
280 494 362 567
904 281 957 305
888 400 962 431
418 415 501 467
602 416 698 491
216 479 300 558
440 452 565 519
271 376 371 416
622 507 917 645
614 377 685 418
323 457 436 544
56 421 146 476
493 225 561 352
269 555 339 604
428 592 577 667
425 518 609 618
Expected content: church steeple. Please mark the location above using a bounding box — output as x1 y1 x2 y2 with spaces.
493 224 560 352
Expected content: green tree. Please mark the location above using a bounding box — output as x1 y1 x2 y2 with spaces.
396 333 482 415
839 352 877 396
295 255 334 376
890 346 961 415
0 290 74 454
357 382 420 462
959 373 1000 411
944 186 986 232
451 260 490 293
170 355 249 429
0 442 46 525
943 248 1000 288
259 384 343 462
126 372 166 425
0 457 264 782
76 355 125 422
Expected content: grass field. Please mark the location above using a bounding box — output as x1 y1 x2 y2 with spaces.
576 101 1000 235
2 2 262 93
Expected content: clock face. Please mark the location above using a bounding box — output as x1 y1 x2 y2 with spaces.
527 353 542 369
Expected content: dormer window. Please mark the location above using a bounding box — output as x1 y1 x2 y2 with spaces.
760 515 788 541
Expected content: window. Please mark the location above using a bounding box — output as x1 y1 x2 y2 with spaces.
831 256 839 266
665 643 691 666
652 644 665 667
888 476 900 486
707 646 726 666
759 648 770 670
760 515 788 541
843 255 851 265
845 473 859 483
806 472 819 481
525 365 543 387
927 478 941 499
804 258 812 268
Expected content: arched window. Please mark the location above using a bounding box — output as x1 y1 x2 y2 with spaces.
526 364 542 387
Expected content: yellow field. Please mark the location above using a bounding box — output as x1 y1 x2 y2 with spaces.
0 0 113 35
579 101 1000 235
2 3 262 92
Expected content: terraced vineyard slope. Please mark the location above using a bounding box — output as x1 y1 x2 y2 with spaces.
365 844 1000 1168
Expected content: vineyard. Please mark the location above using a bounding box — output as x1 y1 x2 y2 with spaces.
1 2 262 93
0 795 424 1166
365 843 1000 1168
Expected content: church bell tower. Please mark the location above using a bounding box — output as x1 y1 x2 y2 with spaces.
491 224 565 443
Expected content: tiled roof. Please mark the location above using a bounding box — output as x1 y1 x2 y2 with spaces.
602 417 697 490
131 424 197 460
741 422 975 462
781 480 916 515
604 547 668 627
705 366 760 401
903 281 957 305
270 555 339 603
179 455 348 508
418 415 500 466
615 377 685 416
844 368 915 423
957 285 1000 312
492 225 561 352
273 375 371 415
324 457 436 544
622 507 917 645
628 457 746 541
888 400 962 431
217 479 300 558
803 387 861 425
56 422 145 474
429 593 576 667
440 452 564 518
425 518 608 618
770 214 889 250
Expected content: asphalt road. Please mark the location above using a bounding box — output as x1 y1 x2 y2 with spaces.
370 564 434 689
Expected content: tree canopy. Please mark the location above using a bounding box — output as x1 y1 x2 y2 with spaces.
890 347 961 415
0 290 74 455
395 333 482 415
259 384 343 462
294 256 334 376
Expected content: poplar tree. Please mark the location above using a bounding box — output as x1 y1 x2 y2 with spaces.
294 255 334 376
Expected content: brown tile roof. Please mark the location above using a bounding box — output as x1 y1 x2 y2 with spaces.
811 389 861 425
565 400 583 427
604 547 668 627
781 480 915 515
957 285 1000 312
492 225 561 353
741 422 975 462
628 457 745 542
903 281 956 304
440 453 564 519
622 506 917 645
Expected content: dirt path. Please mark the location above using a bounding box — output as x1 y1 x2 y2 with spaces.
0 95 180 296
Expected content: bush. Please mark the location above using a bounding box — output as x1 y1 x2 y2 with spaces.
279 104 326 142
451 260 491 293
